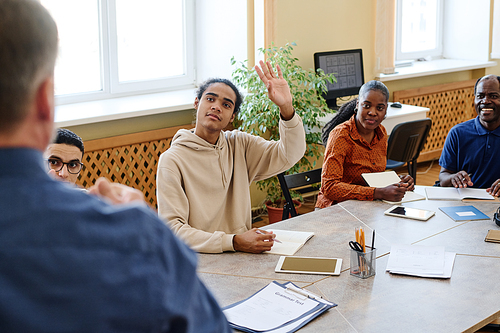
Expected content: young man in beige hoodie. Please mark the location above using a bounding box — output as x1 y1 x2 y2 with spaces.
157 60 306 253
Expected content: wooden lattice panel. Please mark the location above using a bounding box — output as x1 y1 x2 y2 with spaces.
76 125 193 209
393 80 476 161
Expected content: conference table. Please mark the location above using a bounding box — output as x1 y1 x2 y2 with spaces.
197 187 500 332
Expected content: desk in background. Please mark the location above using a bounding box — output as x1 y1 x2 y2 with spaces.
316 102 429 136
198 187 500 332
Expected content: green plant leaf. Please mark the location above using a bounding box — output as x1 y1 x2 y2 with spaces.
230 41 334 203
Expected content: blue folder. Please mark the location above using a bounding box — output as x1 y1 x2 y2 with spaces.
439 205 490 221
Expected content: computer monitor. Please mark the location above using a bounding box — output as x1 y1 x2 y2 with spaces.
314 49 364 110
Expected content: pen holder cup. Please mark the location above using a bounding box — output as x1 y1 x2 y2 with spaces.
350 248 376 279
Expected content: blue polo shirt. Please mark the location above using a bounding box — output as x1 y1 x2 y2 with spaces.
439 117 500 188
0 148 230 333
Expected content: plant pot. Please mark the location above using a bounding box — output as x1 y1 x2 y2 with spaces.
265 200 302 224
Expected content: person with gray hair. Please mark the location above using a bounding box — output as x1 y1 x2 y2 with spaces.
0 1 230 331
316 80 414 207
439 74 500 195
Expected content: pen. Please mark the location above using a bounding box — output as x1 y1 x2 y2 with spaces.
255 229 282 243
371 229 375 250
285 287 323 301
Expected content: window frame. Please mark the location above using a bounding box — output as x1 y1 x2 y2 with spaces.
395 0 444 62
55 0 195 105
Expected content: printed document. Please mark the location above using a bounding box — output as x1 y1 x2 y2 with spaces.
223 282 319 331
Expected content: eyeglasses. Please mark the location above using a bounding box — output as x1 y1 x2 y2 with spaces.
46 158 83 174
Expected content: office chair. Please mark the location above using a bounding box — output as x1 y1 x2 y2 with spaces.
385 118 432 184
277 168 322 220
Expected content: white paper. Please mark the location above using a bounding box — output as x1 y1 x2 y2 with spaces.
388 252 456 278
362 170 401 188
261 283 333 333
263 229 314 256
456 211 476 217
383 191 426 204
425 187 494 200
362 171 425 204
223 282 319 331
386 244 445 275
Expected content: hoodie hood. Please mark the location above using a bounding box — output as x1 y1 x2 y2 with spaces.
171 129 231 188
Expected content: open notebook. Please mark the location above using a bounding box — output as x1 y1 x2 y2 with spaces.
263 229 314 256
425 187 494 200
361 171 425 204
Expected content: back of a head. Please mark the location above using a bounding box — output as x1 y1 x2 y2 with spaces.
0 0 58 132
54 128 85 156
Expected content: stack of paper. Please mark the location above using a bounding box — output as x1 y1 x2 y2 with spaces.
223 281 336 333
386 244 456 278
263 229 314 256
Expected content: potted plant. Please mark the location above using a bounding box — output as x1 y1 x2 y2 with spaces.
231 42 336 222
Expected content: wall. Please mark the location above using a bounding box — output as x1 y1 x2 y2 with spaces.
66 0 500 209
271 0 499 97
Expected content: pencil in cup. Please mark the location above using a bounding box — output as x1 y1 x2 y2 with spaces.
350 248 376 278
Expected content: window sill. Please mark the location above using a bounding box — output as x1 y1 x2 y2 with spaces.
377 59 497 82
54 88 197 127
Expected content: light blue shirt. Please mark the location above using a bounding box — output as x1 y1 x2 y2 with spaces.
0 148 230 333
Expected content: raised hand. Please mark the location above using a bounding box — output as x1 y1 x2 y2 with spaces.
255 60 294 120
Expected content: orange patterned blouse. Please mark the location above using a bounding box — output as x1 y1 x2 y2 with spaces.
316 115 387 208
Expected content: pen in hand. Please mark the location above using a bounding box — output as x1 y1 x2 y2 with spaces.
256 229 282 243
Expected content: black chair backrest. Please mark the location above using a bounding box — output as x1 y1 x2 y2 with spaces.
277 168 322 220
386 118 432 182
387 118 432 163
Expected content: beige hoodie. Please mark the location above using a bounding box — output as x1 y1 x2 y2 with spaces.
157 113 306 253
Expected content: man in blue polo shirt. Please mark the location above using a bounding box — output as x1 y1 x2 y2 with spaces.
439 75 500 196
0 0 230 331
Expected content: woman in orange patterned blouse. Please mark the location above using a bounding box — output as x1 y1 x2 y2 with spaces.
316 80 414 207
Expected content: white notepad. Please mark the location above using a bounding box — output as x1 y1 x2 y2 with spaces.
361 171 425 204
386 244 456 278
263 229 314 255
425 187 494 200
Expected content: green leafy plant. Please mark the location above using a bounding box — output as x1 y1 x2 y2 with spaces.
231 42 336 208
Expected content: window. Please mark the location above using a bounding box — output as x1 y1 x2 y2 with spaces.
395 0 443 62
42 0 194 104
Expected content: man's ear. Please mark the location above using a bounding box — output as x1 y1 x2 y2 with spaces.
194 97 199 109
35 76 55 122
230 113 235 123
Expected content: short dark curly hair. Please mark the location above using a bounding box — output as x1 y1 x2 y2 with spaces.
54 128 84 156
196 78 243 115
474 75 500 94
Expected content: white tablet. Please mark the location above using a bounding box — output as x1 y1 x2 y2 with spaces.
384 205 435 221
275 256 342 275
